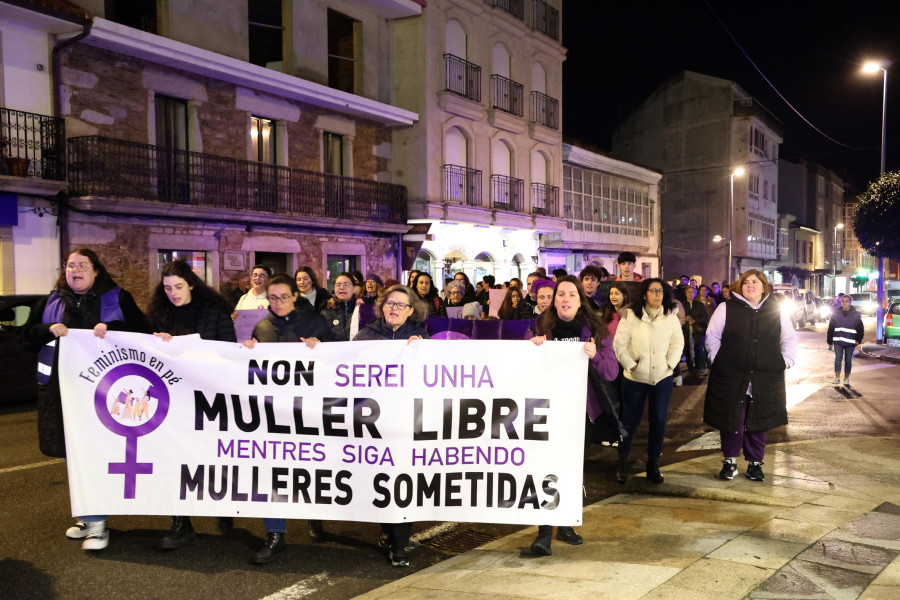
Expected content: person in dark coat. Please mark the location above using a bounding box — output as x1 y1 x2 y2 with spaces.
23 247 148 550
528 275 618 556
294 266 330 313
682 285 710 379
497 286 532 320
352 285 428 567
242 274 333 564
320 272 357 341
147 260 238 551
826 294 865 386
411 272 446 317
704 269 797 483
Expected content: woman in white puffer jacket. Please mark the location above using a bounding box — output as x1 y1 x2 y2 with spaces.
613 278 684 484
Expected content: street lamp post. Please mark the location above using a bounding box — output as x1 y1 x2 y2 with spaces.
727 168 745 282
863 60 890 342
833 223 844 296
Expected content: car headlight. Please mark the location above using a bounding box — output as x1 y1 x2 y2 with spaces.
819 306 831 318
781 299 795 315
863 301 876 312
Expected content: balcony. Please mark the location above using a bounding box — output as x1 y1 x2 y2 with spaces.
531 0 559 41
442 164 482 206
531 91 559 129
0 107 65 180
444 54 482 102
490 174 524 212
67 136 407 225
491 75 524 117
531 182 559 217
491 0 524 20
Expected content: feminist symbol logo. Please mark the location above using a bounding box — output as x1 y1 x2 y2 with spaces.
94 364 170 499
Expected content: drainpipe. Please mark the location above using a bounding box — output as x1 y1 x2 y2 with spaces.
51 20 92 264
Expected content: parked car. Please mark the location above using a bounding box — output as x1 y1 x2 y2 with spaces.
813 297 832 323
797 289 817 325
884 300 900 347
772 284 805 329
850 292 878 316
0 294 41 405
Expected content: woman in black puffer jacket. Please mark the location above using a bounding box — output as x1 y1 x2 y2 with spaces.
319 273 358 341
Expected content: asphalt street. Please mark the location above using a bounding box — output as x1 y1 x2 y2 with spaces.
1 316 896 600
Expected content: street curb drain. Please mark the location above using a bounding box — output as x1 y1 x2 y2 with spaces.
422 529 501 556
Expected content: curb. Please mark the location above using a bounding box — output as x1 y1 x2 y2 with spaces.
859 344 900 365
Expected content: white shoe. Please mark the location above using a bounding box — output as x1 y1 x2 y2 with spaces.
843 376 850 387
674 375 683 387
81 521 109 551
66 520 89 539
832 377 841 385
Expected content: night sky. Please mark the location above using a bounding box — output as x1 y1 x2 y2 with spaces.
562 1 900 191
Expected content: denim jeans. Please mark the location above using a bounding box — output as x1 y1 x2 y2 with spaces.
618 375 674 462
834 344 854 376
264 518 286 533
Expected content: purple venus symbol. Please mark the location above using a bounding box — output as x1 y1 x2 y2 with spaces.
94 363 170 499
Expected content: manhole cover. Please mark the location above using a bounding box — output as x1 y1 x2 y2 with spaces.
422 529 500 555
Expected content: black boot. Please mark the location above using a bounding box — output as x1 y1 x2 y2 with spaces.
157 516 196 550
217 517 234 535
616 458 629 484
647 459 664 484
251 532 286 564
308 519 325 543
530 525 553 556
556 526 583 545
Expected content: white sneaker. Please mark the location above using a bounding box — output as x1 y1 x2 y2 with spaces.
832 377 841 385
844 376 850 387
81 521 109 551
674 375 683 387
66 520 88 539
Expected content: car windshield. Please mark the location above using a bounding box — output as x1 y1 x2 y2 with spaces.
850 294 871 301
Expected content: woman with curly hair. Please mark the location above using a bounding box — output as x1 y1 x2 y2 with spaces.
599 282 630 339
411 272 446 317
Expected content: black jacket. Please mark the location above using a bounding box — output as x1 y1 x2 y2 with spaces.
704 296 787 433
24 274 149 458
153 300 236 342
299 287 331 313
683 298 709 336
252 304 334 343
416 292 447 317
352 318 429 341
319 298 356 341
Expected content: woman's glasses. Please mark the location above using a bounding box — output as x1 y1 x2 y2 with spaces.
267 294 294 303
384 300 409 310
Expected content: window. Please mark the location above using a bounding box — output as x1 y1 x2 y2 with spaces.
326 255 357 292
750 126 767 157
249 0 283 70
328 10 358 94
251 116 277 164
763 181 768 200
158 251 207 283
106 0 157 34
563 165 652 237
254 252 289 276
772 184 776 202
748 173 759 200
747 213 775 257
323 132 344 176
155 95 189 203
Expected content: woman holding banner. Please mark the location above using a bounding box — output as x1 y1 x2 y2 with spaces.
320 273 358 341
147 260 237 551
528 275 619 556
24 247 148 551
243 273 333 563
353 284 429 567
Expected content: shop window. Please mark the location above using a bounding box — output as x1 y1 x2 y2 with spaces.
157 251 207 283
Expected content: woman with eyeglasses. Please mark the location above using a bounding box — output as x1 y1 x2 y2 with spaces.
241 273 333 564
320 273 357 341
352 285 429 567
612 278 683 484
147 260 238 552
23 247 149 551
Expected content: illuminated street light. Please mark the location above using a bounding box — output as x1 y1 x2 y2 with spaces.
862 59 890 341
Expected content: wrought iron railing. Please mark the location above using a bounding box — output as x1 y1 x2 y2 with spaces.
0 107 65 179
531 0 559 41
490 174 524 212
491 74 524 117
491 0 525 20
442 164 482 206
444 54 482 102
67 136 407 224
531 182 559 217
531 91 559 129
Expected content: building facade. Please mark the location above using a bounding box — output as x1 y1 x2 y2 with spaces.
392 0 566 284
611 71 782 285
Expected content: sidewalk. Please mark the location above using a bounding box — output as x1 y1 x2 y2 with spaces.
860 343 900 365
356 436 900 600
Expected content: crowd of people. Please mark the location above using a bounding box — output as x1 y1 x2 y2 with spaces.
25 247 799 566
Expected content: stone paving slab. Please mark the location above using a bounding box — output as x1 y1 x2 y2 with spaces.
707 533 808 570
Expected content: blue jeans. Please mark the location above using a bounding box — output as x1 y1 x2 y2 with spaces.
264 518 286 533
834 344 854 376
618 375 674 462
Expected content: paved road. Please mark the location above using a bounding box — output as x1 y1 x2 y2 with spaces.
1 317 895 600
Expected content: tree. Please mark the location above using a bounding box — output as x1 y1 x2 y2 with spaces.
854 171 900 258
850 274 868 292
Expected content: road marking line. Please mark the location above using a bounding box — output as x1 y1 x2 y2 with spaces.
259 572 330 600
0 458 64 474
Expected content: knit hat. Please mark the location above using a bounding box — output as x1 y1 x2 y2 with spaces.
462 302 481 319
366 274 384 287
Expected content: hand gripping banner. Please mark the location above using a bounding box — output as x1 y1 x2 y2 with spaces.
59 331 588 526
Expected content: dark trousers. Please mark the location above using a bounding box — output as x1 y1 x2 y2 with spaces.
381 522 411 552
834 344 854 376
719 395 767 462
618 376 673 462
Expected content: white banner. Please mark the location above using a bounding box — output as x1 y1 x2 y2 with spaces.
58 331 588 526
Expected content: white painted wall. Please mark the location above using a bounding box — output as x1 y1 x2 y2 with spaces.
0 21 53 114
13 206 59 293
531 62 546 94
444 127 466 167
491 43 509 78
531 151 547 184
